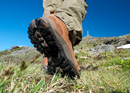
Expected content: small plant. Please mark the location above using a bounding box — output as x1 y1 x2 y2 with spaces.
20 61 27 71
121 58 130 69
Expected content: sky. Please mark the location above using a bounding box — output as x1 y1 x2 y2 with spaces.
0 0 130 51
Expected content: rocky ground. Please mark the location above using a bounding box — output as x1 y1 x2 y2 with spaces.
75 34 130 49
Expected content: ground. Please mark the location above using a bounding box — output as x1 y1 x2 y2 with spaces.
0 44 130 92
1 34 130 92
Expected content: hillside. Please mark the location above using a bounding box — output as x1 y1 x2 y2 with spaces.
75 34 130 49
0 34 130 92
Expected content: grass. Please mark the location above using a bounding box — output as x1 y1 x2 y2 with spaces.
0 48 130 92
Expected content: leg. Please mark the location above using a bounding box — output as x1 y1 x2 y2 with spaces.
42 0 63 17
54 0 87 73
28 0 88 79
55 0 88 46
41 0 63 73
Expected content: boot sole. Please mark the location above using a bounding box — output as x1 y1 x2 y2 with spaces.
28 19 51 56
28 18 80 78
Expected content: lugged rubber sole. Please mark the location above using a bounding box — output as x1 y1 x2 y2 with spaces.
28 18 80 79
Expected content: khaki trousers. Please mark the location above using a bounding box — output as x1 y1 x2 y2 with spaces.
43 0 88 46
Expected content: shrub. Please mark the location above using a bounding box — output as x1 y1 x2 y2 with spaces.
121 58 130 69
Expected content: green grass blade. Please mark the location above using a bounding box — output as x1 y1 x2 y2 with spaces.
0 87 3 93
0 78 7 87
32 77 45 92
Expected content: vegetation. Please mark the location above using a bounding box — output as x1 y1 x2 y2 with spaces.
121 58 130 69
0 46 130 92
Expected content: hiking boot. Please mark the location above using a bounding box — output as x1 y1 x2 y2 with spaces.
41 57 48 72
28 15 80 78
41 57 56 75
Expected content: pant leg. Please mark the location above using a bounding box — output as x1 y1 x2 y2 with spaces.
55 0 88 46
43 0 63 17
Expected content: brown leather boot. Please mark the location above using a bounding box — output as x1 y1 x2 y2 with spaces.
41 57 48 71
28 15 80 78
41 57 57 75
42 57 48 66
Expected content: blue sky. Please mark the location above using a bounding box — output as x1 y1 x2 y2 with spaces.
0 0 130 51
